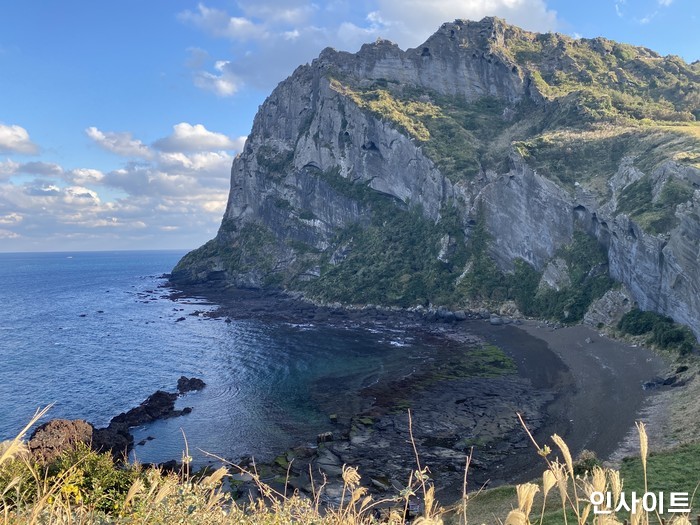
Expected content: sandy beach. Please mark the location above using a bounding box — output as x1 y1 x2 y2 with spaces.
513 321 668 460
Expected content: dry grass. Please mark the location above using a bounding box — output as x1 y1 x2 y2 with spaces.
0 408 695 524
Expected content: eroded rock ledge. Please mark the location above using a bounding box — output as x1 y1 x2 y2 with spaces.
28 376 205 462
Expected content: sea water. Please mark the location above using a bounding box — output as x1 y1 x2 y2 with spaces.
0 251 435 465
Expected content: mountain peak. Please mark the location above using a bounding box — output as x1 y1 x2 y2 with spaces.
174 18 700 344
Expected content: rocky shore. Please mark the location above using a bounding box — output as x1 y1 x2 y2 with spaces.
27 278 677 508
29 376 206 464
161 281 672 505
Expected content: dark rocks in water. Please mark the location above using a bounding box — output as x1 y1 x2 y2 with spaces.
663 375 678 386
643 377 664 390
676 365 689 374
90 378 201 459
175 316 186 322
92 422 133 457
28 419 94 463
436 306 455 323
177 376 206 393
111 390 179 427
489 315 503 326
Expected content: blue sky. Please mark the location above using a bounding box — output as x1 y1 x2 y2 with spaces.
0 0 697 252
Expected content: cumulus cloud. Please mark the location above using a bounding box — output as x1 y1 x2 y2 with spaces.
0 118 241 249
66 168 105 186
193 60 242 97
0 124 39 154
86 127 153 159
17 161 64 176
153 123 237 152
232 135 247 152
25 182 62 197
178 3 267 41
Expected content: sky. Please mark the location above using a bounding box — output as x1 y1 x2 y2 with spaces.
0 0 698 252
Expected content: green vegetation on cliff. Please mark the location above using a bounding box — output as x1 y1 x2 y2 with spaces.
618 308 696 354
299 171 468 306
331 80 522 181
458 220 615 323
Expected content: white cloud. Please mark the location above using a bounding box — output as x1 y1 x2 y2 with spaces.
615 0 625 17
26 183 62 196
0 159 19 180
63 186 101 205
0 212 22 225
193 60 241 97
86 127 153 159
17 161 64 176
658 0 673 6
232 135 248 152
158 151 233 181
0 229 19 239
637 11 658 24
239 1 316 25
0 124 39 154
67 168 105 185
178 3 267 41
153 123 237 152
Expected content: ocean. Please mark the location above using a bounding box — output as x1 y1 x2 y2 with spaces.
0 250 441 466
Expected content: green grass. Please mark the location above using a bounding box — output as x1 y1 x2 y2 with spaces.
620 442 700 503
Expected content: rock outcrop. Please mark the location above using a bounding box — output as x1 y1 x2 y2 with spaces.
30 378 205 462
28 419 94 463
173 17 700 339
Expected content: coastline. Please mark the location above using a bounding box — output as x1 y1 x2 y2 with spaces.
164 282 671 500
511 321 668 462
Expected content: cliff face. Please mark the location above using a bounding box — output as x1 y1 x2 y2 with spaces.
173 17 700 338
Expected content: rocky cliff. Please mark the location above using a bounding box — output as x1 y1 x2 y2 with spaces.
173 17 700 340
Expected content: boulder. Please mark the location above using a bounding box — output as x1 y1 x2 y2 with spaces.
177 376 206 393
28 419 94 463
583 285 634 328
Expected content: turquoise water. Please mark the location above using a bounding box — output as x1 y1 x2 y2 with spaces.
0 251 433 465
